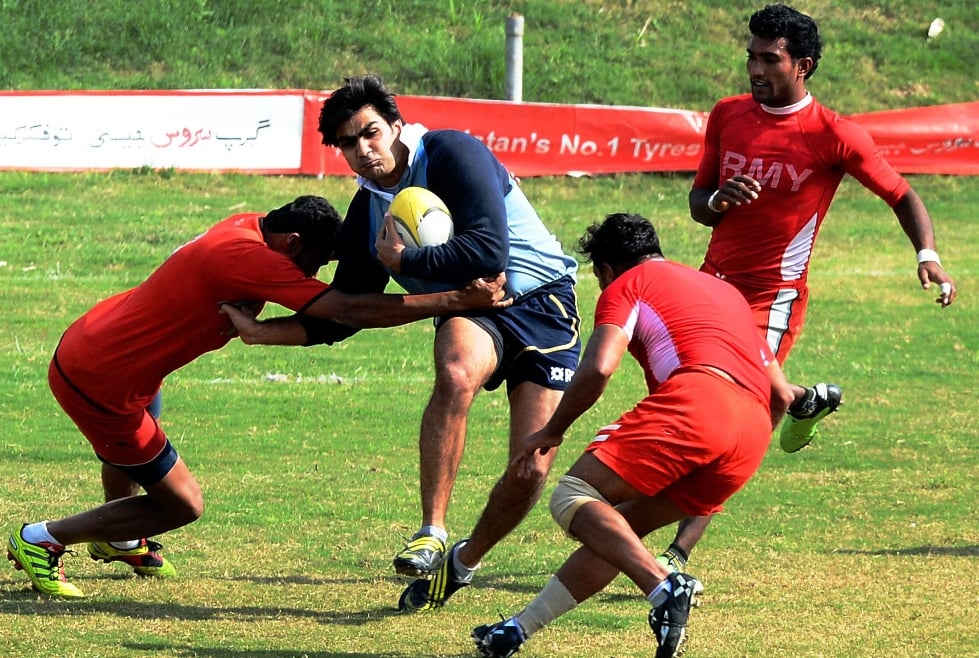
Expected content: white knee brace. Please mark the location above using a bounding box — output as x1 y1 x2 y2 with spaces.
549 474 609 535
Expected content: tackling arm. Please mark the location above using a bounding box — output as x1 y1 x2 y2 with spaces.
767 358 794 429
523 324 628 457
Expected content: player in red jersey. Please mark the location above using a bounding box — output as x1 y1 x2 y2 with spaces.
6 195 508 598
654 4 959 579
472 213 793 658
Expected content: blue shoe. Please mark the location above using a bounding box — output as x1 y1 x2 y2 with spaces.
649 572 702 658
473 616 527 658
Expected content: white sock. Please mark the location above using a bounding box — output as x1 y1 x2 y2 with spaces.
451 540 480 582
21 522 62 547
417 525 448 543
514 576 579 638
109 540 141 550
647 577 674 607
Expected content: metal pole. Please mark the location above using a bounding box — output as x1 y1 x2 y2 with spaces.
505 13 524 102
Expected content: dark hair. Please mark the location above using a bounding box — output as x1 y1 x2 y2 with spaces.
578 213 663 268
318 74 404 147
262 195 342 253
749 4 822 79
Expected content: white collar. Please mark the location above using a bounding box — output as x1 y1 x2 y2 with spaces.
760 92 813 116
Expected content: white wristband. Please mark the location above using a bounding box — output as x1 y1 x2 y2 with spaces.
707 189 724 212
916 248 941 266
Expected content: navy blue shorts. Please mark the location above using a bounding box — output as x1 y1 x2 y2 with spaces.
437 275 581 394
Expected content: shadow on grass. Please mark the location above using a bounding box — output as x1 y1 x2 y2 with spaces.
123 644 469 658
835 544 979 557
0 592 404 626
227 571 557 598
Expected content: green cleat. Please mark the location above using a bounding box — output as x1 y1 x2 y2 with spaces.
7 528 85 598
88 539 176 578
780 382 843 453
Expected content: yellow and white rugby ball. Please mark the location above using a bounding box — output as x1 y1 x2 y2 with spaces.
389 186 454 249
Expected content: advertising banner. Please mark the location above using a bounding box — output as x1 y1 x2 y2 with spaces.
0 90 306 173
2 90 976 177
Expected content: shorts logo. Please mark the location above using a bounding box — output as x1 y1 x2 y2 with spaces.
549 367 575 383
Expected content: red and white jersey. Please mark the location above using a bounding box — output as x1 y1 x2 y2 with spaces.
56 213 331 413
594 259 774 408
694 94 910 290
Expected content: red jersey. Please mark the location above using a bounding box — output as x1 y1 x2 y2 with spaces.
55 213 330 413
694 94 910 290
594 259 774 408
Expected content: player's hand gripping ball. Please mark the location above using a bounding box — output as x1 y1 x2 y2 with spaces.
389 187 454 249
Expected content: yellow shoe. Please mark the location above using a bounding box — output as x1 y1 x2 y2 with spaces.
7 528 85 598
88 539 177 578
392 534 446 579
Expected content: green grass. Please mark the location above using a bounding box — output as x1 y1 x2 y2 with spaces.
1 172 976 658
1 1 978 656
2 1 977 112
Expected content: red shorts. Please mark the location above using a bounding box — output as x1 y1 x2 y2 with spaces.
48 358 168 466
698 263 809 364
585 368 770 517
740 285 809 365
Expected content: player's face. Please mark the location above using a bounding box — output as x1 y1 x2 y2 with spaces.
334 106 406 187
745 35 809 107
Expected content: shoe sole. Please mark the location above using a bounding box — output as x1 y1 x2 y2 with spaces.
393 562 438 579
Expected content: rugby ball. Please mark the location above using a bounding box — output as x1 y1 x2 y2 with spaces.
389 187 454 249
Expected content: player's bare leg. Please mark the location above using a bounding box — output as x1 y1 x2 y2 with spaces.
458 382 563 566
393 318 496 578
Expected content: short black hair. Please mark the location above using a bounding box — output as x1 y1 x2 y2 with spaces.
318 74 403 147
262 195 342 254
578 213 663 268
749 4 822 79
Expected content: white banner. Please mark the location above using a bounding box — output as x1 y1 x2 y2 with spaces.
0 91 305 172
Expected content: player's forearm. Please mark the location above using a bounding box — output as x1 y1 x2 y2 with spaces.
544 370 607 436
307 290 464 329
238 317 309 346
767 359 793 428
893 189 937 251
689 188 723 227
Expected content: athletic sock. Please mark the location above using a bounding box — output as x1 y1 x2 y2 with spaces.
647 576 675 607
662 542 689 567
514 575 579 638
417 525 448 543
21 521 63 548
451 540 479 581
109 540 141 550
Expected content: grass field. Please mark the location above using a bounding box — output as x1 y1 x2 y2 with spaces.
1 0 978 656
0 171 976 658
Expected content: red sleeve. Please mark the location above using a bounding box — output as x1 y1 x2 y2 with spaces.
832 116 910 207
692 100 726 190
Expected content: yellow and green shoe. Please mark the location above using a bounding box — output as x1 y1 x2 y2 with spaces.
7 528 84 598
88 538 176 578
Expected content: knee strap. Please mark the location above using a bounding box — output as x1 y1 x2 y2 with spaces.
549 474 609 535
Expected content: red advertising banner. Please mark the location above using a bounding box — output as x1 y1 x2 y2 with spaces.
850 101 979 176
302 93 979 177
302 91 709 177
